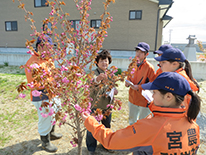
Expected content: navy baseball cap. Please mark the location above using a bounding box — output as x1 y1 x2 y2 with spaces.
36 34 55 45
154 44 173 54
154 48 186 62
141 72 191 96
135 42 150 53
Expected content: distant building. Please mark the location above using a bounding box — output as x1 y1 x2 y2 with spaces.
171 43 206 53
0 0 173 53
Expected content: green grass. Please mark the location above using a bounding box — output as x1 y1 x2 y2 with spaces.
0 133 13 147
0 72 37 147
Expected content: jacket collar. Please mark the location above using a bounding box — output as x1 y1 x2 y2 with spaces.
96 67 105 74
34 49 39 56
175 67 184 73
149 102 187 118
137 58 147 68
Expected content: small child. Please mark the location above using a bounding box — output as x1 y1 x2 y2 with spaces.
125 42 155 125
82 72 201 154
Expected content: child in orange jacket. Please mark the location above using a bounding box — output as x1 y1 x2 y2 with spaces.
25 35 62 152
125 42 155 125
81 72 201 154
154 47 199 110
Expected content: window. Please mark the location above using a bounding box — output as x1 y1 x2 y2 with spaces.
90 20 101 28
71 20 80 30
129 10 142 20
34 0 48 7
5 21 18 31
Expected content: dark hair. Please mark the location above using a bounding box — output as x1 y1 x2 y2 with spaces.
36 42 40 50
159 89 201 123
187 91 201 122
95 50 112 67
167 59 200 92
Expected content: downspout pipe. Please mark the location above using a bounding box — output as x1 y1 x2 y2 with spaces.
154 3 173 51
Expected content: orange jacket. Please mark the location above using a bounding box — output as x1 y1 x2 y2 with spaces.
128 59 155 107
84 103 200 154
151 67 162 82
25 51 55 101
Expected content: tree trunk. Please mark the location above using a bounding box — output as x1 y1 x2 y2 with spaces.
77 135 83 155
76 112 83 155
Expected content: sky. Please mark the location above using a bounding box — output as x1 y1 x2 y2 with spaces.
163 0 206 44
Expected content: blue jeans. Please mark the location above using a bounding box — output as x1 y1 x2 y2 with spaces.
86 113 111 152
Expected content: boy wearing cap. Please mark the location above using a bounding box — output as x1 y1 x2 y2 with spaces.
81 72 200 154
25 35 62 152
125 42 155 125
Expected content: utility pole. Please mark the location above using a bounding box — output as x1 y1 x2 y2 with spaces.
169 29 173 44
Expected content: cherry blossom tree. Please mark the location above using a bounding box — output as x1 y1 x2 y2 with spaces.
15 0 137 154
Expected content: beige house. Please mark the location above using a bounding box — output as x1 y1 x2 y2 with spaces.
0 0 173 52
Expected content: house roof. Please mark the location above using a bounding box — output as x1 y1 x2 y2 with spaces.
162 15 173 28
150 0 174 28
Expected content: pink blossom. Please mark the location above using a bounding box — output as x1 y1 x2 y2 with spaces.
106 104 114 109
41 113 48 118
39 107 42 111
85 109 91 113
76 73 81 77
48 108 54 116
32 90 42 97
52 120 56 125
75 49 79 53
30 63 39 69
87 102 91 109
111 16 113 22
95 114 103 121
19 93 26 98
129 57 132 60
62 114 67 121
27 50 33 55
74 104 82 111
131 68 136 74
62 77 70 83
118 107 122 110
27 82 34 88
70 141 77 147
61 65 68 72
76 80 82 86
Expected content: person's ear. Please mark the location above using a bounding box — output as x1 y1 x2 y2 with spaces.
165 92 174 101
146 52 149 56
